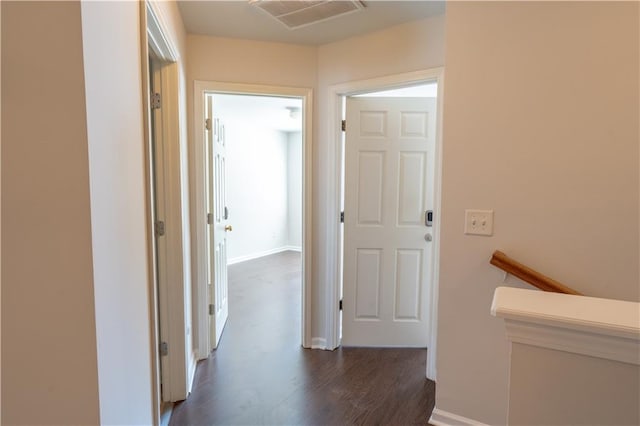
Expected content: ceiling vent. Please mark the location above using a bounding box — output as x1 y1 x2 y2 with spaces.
250 1 366 30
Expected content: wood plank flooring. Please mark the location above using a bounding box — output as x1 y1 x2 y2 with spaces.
170 251 435 425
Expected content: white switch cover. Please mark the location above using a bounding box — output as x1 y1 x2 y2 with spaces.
464 209 494 236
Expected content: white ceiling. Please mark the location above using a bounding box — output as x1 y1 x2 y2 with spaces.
213 94 303 132
178 1 446 45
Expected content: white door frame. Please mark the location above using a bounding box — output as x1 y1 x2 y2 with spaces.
193 81 313 356
326 68 444 380
141 1 191 420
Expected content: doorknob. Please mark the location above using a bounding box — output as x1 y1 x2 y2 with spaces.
225 225 233 232
424 233 432 242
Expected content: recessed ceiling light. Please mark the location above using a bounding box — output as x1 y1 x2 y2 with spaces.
286 106 301 119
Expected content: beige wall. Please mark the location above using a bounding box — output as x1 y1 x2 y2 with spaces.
509 344 640 425
186 16 445 341
81 1 156 423
2 1 191 423
437 2 639 423
315 16 445 340
186 35 318 339
1 1 3 415
316 16 445 85
188 35 318 88
1 2 100 424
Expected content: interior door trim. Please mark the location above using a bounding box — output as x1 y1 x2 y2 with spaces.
326 68 445 381
193 80 314 356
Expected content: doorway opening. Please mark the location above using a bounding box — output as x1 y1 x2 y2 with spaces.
339 81 439 344
193 82 313 360
204 93 303 351
328 69 444 380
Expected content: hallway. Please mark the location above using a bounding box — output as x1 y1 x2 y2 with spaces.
170 251 435 425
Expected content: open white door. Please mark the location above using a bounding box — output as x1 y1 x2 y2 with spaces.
342 96 436 347
205 95 229 351
149 58 172 400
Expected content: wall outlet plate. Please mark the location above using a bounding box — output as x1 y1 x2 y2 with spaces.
464 209 494 236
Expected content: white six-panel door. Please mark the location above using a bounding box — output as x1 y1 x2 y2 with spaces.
205 95 229 352
342 97 436 347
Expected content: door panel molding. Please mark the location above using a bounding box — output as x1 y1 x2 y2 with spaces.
193 81 314 356
204 97 229 351
326 68 444 380
343 97 434 348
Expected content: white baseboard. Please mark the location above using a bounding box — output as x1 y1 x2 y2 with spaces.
228 246 300 265
311 337 328 350
187 351 198 394
160 402 174 426
430 408 490 426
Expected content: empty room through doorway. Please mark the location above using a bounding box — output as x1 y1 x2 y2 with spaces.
211 93 303 349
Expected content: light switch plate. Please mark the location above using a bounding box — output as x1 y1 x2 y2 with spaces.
464 209 494 236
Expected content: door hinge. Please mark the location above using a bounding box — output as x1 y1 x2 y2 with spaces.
155 220 165 236
205 118 212 131
209 303 214 315
341 120 346 131
207 213 214 225
340 211 344 223
159 341 168 356
151 92 161 109
339 299 343 311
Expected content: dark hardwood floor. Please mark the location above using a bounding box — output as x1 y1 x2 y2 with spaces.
170 251 435 425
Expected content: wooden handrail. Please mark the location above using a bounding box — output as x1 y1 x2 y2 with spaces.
490 250 583 296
